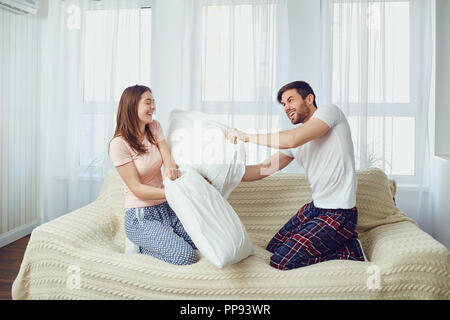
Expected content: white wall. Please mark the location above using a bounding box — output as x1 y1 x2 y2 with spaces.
431 157 450 250
286 0 321 88
430 0 450 250
435 0 450 157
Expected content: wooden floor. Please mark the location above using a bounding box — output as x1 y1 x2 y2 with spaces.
0 235 30 300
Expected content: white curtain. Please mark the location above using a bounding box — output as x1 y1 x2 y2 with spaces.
319 0 434 230
0 7 40 240
410 0 434 235
177 0 290 164
38 0 290 222
38 0 147 222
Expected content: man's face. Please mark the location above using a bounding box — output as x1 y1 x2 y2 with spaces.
281 89 311 125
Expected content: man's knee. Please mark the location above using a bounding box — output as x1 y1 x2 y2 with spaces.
269 252 309 270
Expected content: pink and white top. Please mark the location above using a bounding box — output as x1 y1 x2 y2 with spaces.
109 120 166 209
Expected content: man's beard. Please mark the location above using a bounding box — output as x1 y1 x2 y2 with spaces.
292 104 310 125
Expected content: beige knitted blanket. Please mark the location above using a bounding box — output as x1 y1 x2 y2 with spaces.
12 168 450 299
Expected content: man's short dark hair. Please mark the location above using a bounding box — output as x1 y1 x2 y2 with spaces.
277 81 317 107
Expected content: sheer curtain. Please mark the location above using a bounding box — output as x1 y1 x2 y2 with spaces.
178 0 290 165
38 0 147 222
319 0 434 228
0 7 40 244
37 0 289 223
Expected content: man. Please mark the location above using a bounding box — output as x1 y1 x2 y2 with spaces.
225 81 365 270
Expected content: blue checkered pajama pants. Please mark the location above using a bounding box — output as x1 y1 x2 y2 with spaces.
125 201 198 265
266 201 365 270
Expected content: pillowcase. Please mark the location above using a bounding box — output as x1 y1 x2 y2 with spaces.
124 110 248 257
164 166 254 268
166 110 246 199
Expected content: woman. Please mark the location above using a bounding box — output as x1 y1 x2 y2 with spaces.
108 85 197 265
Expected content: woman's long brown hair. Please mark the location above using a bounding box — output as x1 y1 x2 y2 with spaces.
109 85 157 156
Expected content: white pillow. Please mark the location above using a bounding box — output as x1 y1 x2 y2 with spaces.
124 110 247 256
164 166 254 268
166 110 246 199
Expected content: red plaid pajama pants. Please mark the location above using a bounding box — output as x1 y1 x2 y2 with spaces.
266 201 365 270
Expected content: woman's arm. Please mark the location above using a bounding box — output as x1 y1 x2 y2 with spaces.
157 140 180 180
115 161 166 200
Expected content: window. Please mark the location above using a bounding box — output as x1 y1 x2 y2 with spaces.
80 6 152 171
201 3 279 164
331 1 417 180
202 4 276 102
84 8 152 102
347 116 415 176
332 2 410 104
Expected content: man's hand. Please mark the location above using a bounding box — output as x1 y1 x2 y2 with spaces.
164 165 180 181
225 128 249 144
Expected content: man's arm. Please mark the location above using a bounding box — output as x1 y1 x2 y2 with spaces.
157 140 213 184
242 151 294 182
226 118 330 149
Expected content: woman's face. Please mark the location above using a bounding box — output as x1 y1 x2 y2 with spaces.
137 90 156 126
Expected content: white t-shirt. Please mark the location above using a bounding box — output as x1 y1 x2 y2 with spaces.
280 104 357 209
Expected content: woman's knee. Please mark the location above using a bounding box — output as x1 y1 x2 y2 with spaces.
171 247 198 265
124 223 139 244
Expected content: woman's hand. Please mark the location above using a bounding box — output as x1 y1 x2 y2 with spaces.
164 164 180 181
204 177 212 185
225 128 250 144
164 167 211 184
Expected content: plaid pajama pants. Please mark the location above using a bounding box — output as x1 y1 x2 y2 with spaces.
266 201 365 270
125 201 198 265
